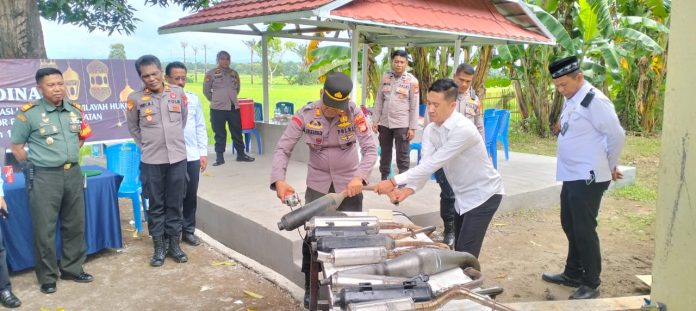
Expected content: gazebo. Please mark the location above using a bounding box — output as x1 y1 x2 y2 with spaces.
159 0 555 120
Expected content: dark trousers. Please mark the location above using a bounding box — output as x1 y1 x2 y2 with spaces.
28 166 87 284
560 180 610 288
182 160 201 234
434 168 457 224
301 185 363 287
211 108 245 156
454 194 502 258
378 126 410 179
0 225 12 291
141 160 187 237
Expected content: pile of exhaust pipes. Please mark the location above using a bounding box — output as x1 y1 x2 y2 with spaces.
278 194 515 311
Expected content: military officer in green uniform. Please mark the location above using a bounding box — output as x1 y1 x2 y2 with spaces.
10 67 94 294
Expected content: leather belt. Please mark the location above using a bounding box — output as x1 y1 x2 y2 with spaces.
34 162 79 171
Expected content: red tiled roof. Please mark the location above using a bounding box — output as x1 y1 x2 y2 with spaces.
330 0 549 43
159 0 551 44
160 0 334 30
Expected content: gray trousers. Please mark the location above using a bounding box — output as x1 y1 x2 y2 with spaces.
378 126 410 180
29 165 86 284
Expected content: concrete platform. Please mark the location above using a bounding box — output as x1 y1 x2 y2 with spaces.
194 146 635 288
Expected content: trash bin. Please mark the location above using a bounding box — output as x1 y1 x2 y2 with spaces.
238 98 255 130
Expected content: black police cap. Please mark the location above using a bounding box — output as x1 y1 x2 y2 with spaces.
322 72 352 111
549 56 580 79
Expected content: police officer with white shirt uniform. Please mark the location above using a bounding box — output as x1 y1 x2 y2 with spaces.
541 56 626 300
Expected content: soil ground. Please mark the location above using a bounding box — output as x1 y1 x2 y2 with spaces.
8 201 303 311
9 134 658 310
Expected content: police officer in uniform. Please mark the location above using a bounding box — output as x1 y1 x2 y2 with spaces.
11 68 94 294
372 50 419 180
126 55 189 267
270 72 377 307
542 56 625 300
426 63 485 248
165 61 208 246
204 50 254 166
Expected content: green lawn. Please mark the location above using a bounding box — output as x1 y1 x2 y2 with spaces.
507 125 661 203
184 74 360 144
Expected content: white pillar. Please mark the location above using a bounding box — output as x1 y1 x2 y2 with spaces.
453 38 462 77
361 43 369 106
261 35 270 121
651 0 696 308
350 29 360 100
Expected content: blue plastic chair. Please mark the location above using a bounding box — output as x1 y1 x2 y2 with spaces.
106 143 147 235
494 110 511 161
484 115 501 169
409 142 422 164
241 103 263 154
418 104 426 117
275 102 294 115
483 108 497 119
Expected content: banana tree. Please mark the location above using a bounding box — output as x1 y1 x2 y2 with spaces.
307 44 382 103
492 0 668 136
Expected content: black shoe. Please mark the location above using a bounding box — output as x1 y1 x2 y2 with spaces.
40 283 56 294
167 234 189 263
541 272 582 288
236 154 255 162
182 232 200 246
0 289 21 308
213 153 225 166
569 285 600 299
150 235 166 267
60 271 94 283
442 221 455 249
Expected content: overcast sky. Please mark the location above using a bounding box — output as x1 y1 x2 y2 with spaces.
41 1 302 63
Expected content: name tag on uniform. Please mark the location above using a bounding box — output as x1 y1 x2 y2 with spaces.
169 104 181 113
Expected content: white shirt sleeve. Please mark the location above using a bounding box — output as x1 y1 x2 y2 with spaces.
394 121 479 192
194 102 208 157
589 98 625 170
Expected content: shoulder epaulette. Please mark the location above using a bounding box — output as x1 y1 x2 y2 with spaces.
581 89 595 108
69 102 83 112
20 102 36 112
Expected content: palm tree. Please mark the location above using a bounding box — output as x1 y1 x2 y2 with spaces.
180 41 188 64
243 39 257 84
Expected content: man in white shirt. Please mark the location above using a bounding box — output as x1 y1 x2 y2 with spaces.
165 62 209 246
542 56 625 300
374 79 504 258
425 63 486 248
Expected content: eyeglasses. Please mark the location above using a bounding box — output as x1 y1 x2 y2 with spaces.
170 76 186 81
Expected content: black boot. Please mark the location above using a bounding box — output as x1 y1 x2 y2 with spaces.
443 221 455 249
150 235 166 267
212 152 225 166
167 234 189 263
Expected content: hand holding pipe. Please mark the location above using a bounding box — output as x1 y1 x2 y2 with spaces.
277 185 378 231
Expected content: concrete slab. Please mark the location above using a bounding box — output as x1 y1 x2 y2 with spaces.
194 147 635 288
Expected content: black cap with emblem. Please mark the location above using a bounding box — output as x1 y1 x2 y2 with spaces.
548 55 580 79
322 72 353 111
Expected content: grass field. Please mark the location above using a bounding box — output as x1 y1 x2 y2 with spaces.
184 73 349 144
